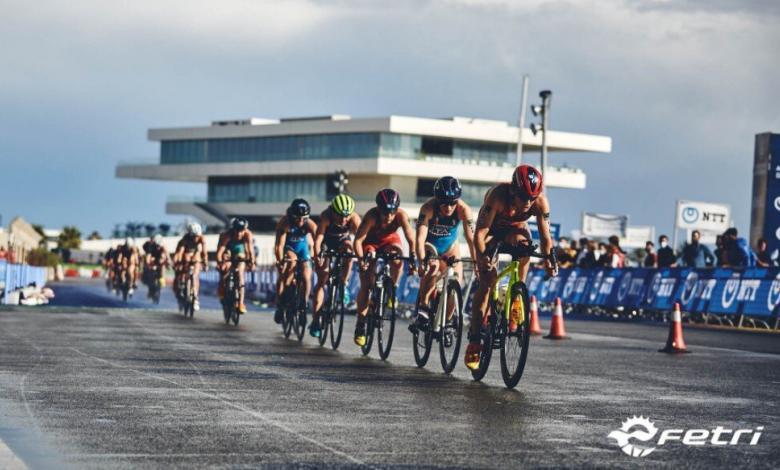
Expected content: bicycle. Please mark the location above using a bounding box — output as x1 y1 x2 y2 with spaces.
360 252 413 360
316 250 357 350
221 257 244 326
279 258 309 341
119 265 134 302
470 243 554 389
177 261 198 318
146 265 163 305
411 255 471 374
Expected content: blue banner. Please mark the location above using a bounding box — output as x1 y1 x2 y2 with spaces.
763 134 780 257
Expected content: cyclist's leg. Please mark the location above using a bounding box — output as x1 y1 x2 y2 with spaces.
340 240 355 285
192 260 202 297
354 248 376 345
313 261 329 321
301 261 312 304
236 260 247 312
417 257 440 309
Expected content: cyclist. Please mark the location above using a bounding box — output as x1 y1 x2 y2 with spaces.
216 218 255 314
143 235 170 296
413 176 477 328
310 194 361 338
274 199 317 324
173 223 208 311
353 188 416 347
103 245 117 290
115 237 140 296
464 164 557 371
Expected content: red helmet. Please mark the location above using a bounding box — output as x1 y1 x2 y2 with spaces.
511 164 543 199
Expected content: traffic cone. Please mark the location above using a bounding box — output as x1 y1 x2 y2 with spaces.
529 295 543 336
544 297 569 340
659 302 690 353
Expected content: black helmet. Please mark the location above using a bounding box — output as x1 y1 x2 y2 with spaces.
433 176 462 204
287 198 311 219
231 217 248 231
375 188 400 213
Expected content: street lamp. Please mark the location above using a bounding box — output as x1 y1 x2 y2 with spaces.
530 90 552 177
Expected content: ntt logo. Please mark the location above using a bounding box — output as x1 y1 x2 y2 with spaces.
681 207 699 224
608 416 764 458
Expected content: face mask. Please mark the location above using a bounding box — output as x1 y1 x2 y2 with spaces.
660 241 668 248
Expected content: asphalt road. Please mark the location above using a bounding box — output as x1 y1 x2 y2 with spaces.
1 280 779 469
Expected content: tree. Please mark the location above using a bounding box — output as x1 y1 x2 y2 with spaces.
87 231 102 240
57 226 82 250
158 223 171 236
27 247 60 267
31 224 47 248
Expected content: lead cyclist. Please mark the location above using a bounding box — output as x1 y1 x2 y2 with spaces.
465 164 558 371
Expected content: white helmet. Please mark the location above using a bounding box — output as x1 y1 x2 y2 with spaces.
153 234 163 245
187 222 202 236
125 237 136 248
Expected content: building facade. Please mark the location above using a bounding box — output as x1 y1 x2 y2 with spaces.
117 115 612 231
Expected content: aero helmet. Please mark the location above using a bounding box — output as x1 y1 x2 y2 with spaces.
433 176 462 204
331 194 356 217
511 164 543 200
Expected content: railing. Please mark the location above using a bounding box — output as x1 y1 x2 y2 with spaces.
1 261 49 305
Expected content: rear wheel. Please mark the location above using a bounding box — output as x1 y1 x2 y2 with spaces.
283 284 295 338
330 282 346 350
500 283 531 389
361 311 375 356
377 280 396 361
440 280 463 374
412 303 433 368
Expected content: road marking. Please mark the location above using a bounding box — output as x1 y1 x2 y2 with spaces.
69 347 371 468
0 437 27 470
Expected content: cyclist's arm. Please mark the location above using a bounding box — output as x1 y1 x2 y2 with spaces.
349 212 362 235
215 234 227 263
459 201 478 263
475 190 499 257
244 231 255 266
534 195 553 256
199 236 208 267
415 204 432 262
306 219 317 257
354 213 374 260
398 209 416 257
313 212 329 259
274 219 288 264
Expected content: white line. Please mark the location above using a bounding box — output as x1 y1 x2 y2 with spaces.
69 347 369 468
0 437 27 470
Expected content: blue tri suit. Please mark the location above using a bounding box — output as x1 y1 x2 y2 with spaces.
426 204 461 255
284 224 311 261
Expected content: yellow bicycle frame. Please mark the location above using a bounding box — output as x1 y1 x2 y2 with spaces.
490 260 526 324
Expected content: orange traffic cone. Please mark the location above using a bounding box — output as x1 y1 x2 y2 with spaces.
529 295 543 336
659 302 690 353
544 297 569 340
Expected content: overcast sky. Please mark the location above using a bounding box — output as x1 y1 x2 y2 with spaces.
1 0 778 241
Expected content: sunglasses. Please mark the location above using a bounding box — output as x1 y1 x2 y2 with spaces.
441 201 457 207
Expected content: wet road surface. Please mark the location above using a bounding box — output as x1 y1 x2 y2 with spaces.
1 280 779 468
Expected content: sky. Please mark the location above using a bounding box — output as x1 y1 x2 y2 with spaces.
0 0 778 241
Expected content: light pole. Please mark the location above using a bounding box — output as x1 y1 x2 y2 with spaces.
530 90 552 177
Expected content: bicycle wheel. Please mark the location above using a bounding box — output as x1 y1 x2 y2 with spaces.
377 280 396 361
361 311 375 356
412 303 433 368
440 279 463 374
330 282 346 350
187 277 195 318
471 306 496 382
500 282 531 389
295 283 307 341
318 286 332 347
283 285 295 338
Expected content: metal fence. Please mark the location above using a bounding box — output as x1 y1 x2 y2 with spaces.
0 261 49 305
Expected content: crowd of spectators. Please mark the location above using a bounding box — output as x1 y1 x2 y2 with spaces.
553 227 776 270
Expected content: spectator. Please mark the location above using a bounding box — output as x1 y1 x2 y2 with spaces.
680 230 715 267
607 235 626 268
657 235 677 268
556 237 575 269
722 228 755 267
597 242 610 267
578 240 597 268
643 241 657 267
714 235 727 266
756 238 773 267
575 237 589 265
0 246 7 261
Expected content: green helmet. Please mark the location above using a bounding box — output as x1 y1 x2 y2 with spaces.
331 194 355 217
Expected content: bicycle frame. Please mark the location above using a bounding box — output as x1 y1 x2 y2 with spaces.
491 260 524 324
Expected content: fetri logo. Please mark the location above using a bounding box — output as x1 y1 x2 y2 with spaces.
608 416 764 458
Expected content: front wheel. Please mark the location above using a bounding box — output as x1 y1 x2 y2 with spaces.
470 308 496 382
330 282 346 350
412 303 433 368
440 280 463 375
377 280 396 361
500 283 531 389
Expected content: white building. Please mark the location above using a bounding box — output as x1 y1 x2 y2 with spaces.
117 114 612 231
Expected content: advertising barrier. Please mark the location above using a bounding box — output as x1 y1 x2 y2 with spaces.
224 264 780 323
1 261 49 305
